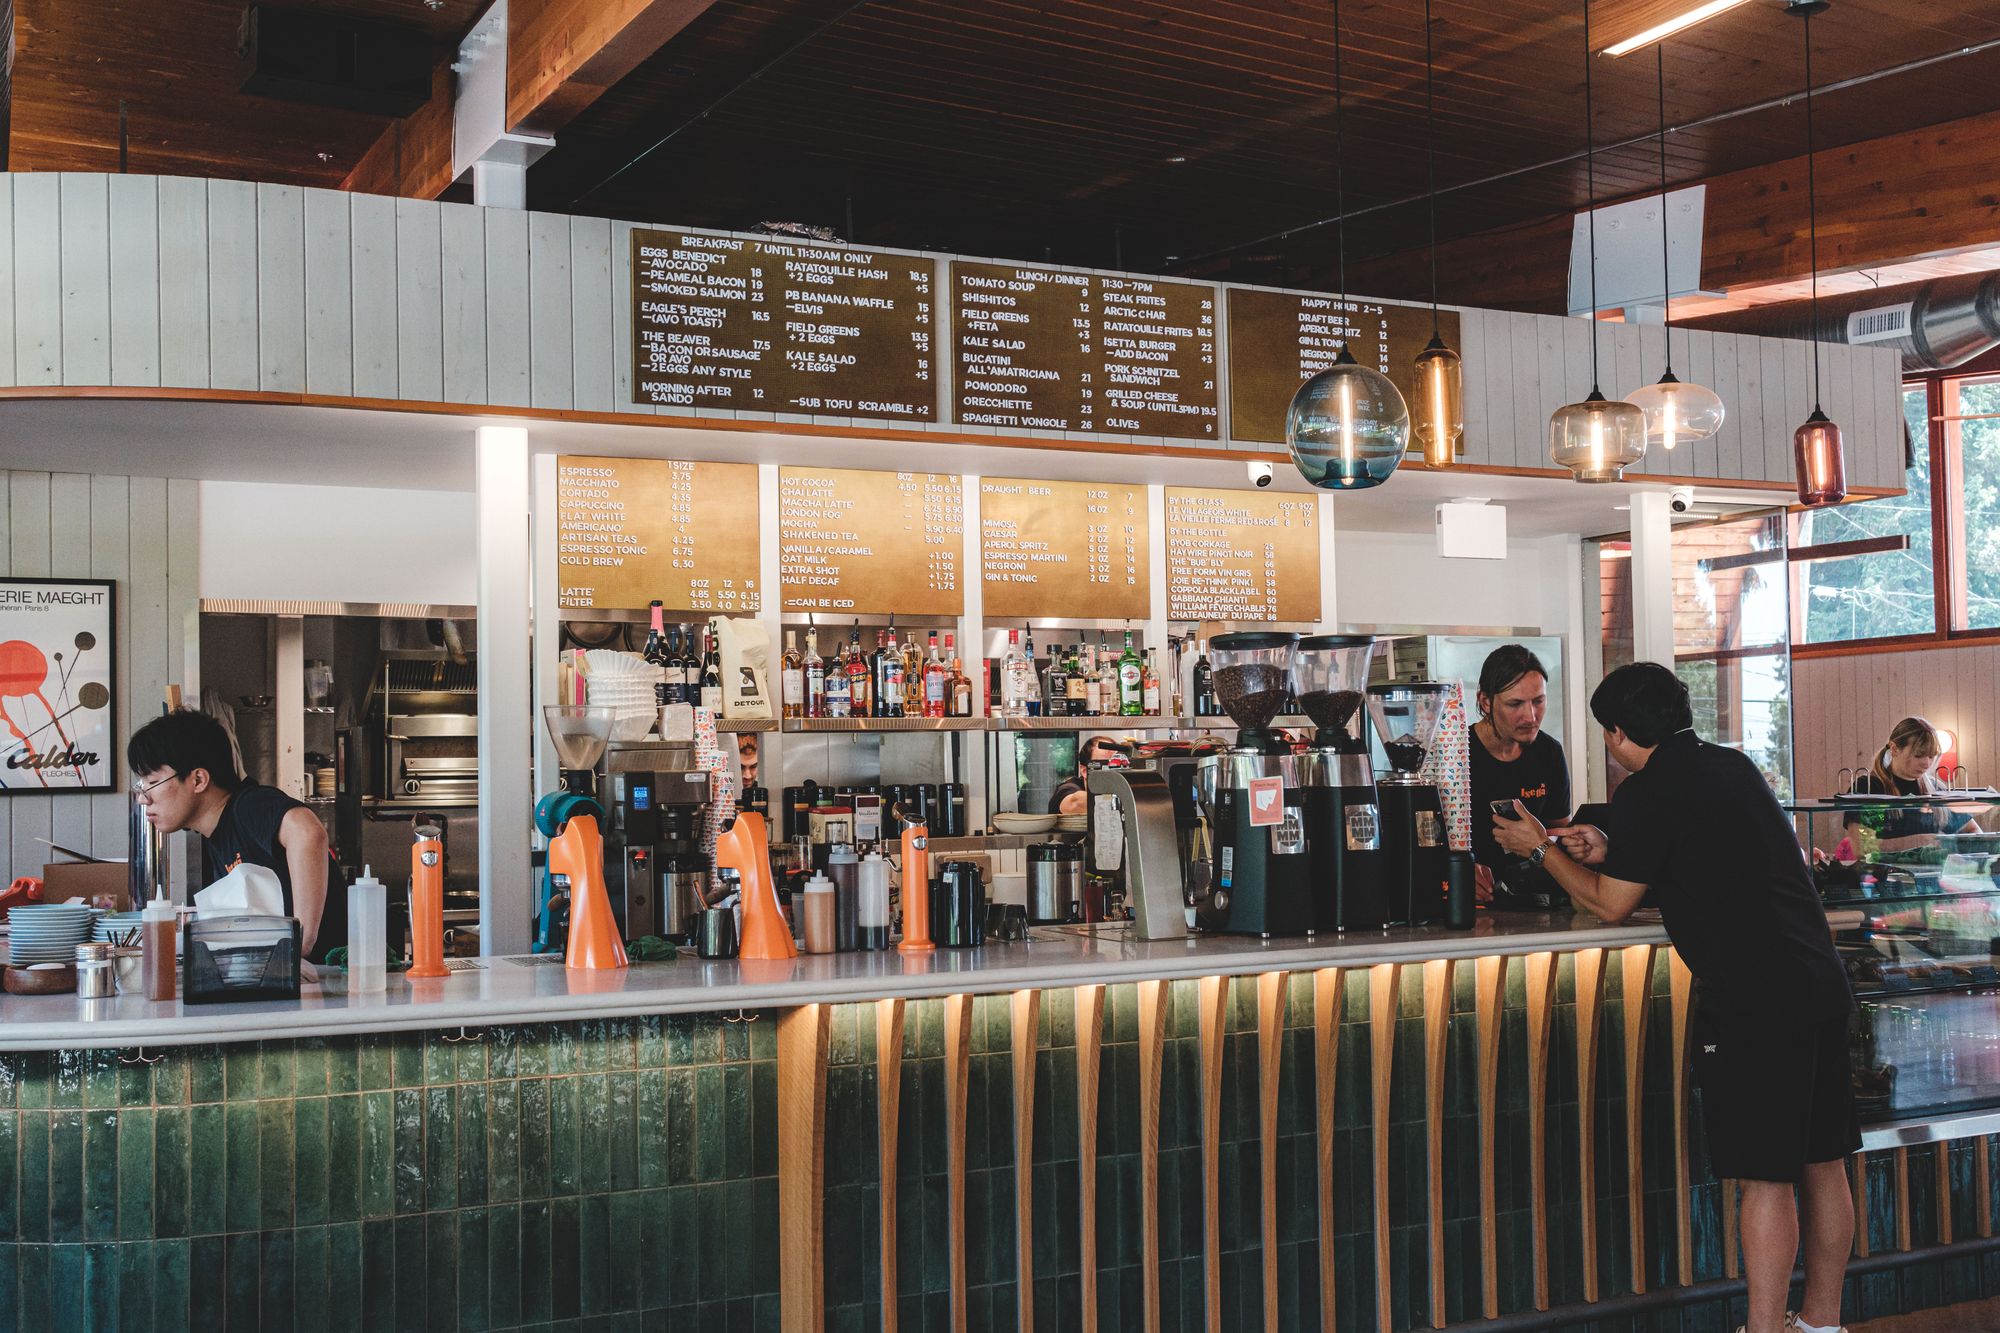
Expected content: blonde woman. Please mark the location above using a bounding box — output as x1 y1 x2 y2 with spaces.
1853 716 1978 845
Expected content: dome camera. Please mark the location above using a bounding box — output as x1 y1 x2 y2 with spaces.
1669 486 1695 515
1249 460 1275 488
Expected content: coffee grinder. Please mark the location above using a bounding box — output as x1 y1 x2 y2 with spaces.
1293 635 1391 931
535 705 628 969
1365 682 1452 925
1192 632 1314 938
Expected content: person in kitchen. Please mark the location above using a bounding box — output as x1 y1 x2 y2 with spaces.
1850 715 1982 847
1492 664 1856 1333
1049 735 1124 815
1466 644 1572 910
128 708 348 963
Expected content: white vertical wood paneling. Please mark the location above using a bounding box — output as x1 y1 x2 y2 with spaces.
485 208 532 408
255 184 307 393
9 473 52 875
89 473 131 859
13 173 63 386
304 189 354 396
1691 330 1727 483
395 198 445 401
439 202 489 405
349 192 399 399
108 175 162 387
610 221 650 414
165 477 200 712
156 176 211 389
568 215 615 413
58 174 112 385
206 179 260 391
1760 340 1791 486
1508 313 1542 470
1459 307 1491 465
1473 308 1512 468
1564 312 1594 416
1731 333 1764 484
528 211 574 409
1610 323 1642 423
1797 645 2000 804
1534 313 1567 470
48 473 94 857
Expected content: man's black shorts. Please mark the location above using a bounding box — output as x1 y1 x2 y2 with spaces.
1692 1006 1861 1183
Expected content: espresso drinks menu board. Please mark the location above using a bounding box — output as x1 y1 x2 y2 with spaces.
1163 487 1320 623
556 457 762 613
1225 289 1460 445
631 228 936 421
778 467 964 616
979 478 1149 621
952 262 1220 439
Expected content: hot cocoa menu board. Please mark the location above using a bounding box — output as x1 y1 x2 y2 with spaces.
1225 288 1459 445
631 228 936 421
1164 487 1320 623
979 478 1149 620
555 457 762 613
777 467 964 616
951 262 1220 439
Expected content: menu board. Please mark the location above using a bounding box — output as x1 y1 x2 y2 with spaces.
979 478 1149 621
1226 288 1459 445
951 262 1220 439
1164 487 1320 623
777 467 964 617
555 456 762 613
631 228 936 421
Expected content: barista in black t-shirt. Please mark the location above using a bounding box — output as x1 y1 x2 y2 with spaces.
1491 664 1856 1333
128 710 348 963
1466 645 1571 910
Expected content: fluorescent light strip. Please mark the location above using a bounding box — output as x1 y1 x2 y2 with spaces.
1601 0 1754 56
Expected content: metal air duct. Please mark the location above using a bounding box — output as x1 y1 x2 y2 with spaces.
1688 271 2000 373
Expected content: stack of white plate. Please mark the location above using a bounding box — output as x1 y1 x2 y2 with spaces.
92 911 146 945
7 903 98 965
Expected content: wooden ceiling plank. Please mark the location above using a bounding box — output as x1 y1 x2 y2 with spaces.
506 0 727 136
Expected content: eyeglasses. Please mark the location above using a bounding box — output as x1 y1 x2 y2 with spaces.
131 772 180 803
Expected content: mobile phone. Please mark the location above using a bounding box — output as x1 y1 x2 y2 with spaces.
1490 799 1522 820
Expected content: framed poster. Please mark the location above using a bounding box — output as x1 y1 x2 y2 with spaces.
0 578 117 794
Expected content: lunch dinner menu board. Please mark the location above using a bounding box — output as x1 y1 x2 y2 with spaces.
555 457 763 613
778 467 965 617
978 477 1150 621
1164 487 1320 623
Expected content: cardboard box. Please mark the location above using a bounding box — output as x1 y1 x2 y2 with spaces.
40 861 130 911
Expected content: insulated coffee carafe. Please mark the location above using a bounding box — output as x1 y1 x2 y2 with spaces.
1365 682 1453 925
1294 635 1392 931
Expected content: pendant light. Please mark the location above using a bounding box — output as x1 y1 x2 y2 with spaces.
1789 0 1847 505
1549 0 1647 483
1411 0 1464 469
1286 0 1411 491
1625 45 1725 451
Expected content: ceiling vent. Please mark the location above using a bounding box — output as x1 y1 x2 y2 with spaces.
236 4 432 118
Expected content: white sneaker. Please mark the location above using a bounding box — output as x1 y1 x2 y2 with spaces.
1785 1315 1848 1333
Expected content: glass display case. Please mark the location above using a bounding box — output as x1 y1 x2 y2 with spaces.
1790 796 2000 1123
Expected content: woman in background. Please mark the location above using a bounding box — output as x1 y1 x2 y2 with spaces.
1852 716 1978 846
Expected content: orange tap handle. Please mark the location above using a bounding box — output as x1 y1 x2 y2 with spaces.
716 811 795 962
407 829 449 978
558 813 629 971
897 823 933 953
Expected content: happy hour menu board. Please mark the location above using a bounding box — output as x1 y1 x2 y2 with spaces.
1225 289 1460 445
630 228 936 421
777 468 964 617
979 478 1150 621
555 456 762 614
1164 487 1321 623
951 262 1220 439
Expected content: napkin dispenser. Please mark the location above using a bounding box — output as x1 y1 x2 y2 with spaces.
182 914 301 1004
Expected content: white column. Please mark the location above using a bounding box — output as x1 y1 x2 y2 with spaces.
274 617 306 800
1628 489 1677 669
529 452 560 798
452 0 552 208
477 425 533 955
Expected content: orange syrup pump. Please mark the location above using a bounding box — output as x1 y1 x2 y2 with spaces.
407 823 449 979
538 706 629 971
714 810 796 962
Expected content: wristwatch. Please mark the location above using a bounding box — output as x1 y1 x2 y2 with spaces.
1527 839 1553 868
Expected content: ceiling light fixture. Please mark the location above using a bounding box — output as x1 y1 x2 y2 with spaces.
1625 45 1725 452
1789 0 1847 506
1285 0 1410 491
1601 0 1754 56
1412 0 1464 470
1550 0 1647 483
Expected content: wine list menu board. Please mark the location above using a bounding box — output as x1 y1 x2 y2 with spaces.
555 456 762 614
631 228 936 421
778 467 964 617
1225 288 1460 445
1164 487 1321 623
979 478 1150 621
951 262 1220 439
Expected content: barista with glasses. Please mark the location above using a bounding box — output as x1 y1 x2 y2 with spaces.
1467 644 1571 909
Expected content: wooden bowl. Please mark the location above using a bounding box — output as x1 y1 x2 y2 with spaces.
4 964 77 995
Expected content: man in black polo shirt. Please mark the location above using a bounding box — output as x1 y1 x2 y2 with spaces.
1492 663 1855 1333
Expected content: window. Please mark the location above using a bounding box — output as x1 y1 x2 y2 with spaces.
1949 374 2000 630
1674 513 1793 797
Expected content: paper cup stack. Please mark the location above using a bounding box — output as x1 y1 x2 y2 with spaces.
7 903 99 966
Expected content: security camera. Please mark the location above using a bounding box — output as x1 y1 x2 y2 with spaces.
1249 461 1275 488
1669 486 1695 514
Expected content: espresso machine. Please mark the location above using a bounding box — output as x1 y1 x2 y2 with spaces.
1192 632 1315 938
1365 682 1452 925
604 740 715 942
1294 635 1392 931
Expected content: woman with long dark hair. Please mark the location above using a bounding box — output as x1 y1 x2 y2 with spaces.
1468 644 1572 910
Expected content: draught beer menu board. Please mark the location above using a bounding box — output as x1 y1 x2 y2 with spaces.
555 456 762 613
778 467 964 616
631 228 936 421
1163 487 1320 623
1225 288 1458 445
979 477 1149 621
951 262 1220 439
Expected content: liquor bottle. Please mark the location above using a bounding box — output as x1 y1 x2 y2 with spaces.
780 629 804 719
679 626 701 704
1096 633 1115 716
1020 625 1043 716
805 627 827 718
1000 629 1031 719
1168 637 1186 718
1142 647 1162 716
875 629 904 718
699 622 724 713
903 631 925 715
645 601 672 709
923 633 948 718
1192 639 1214 717
948 640 973 718
1118 629 1144 716
1044 646 1070 718
846 623 871 719
1083 644 1105 716
823 629 852 718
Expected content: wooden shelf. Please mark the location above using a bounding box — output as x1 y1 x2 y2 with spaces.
715 718 779 733
781 716 986 733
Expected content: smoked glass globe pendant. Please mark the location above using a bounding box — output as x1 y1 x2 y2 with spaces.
1286 344 1411 490
1549 389 1647 483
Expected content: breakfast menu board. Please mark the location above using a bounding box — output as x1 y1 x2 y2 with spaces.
1225 288 1459 445
951 262 1220 439
630 228 936 421
555 456 762 613
1164 487 1320 623
979 478 1149 621
777 467 964 616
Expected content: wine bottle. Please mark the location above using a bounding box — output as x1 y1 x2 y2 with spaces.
1118 629 1144 717
780 629 804 719
644 601 671 709
699 622 723 713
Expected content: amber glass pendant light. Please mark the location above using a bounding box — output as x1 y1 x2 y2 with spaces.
1789 0 1847 505
1549 0 1647 482
1625 46 1725 451
1286 0 1411 490
1411 0 1464 468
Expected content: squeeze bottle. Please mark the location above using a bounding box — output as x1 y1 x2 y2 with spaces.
142 886 177 1001
348 865 388 993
